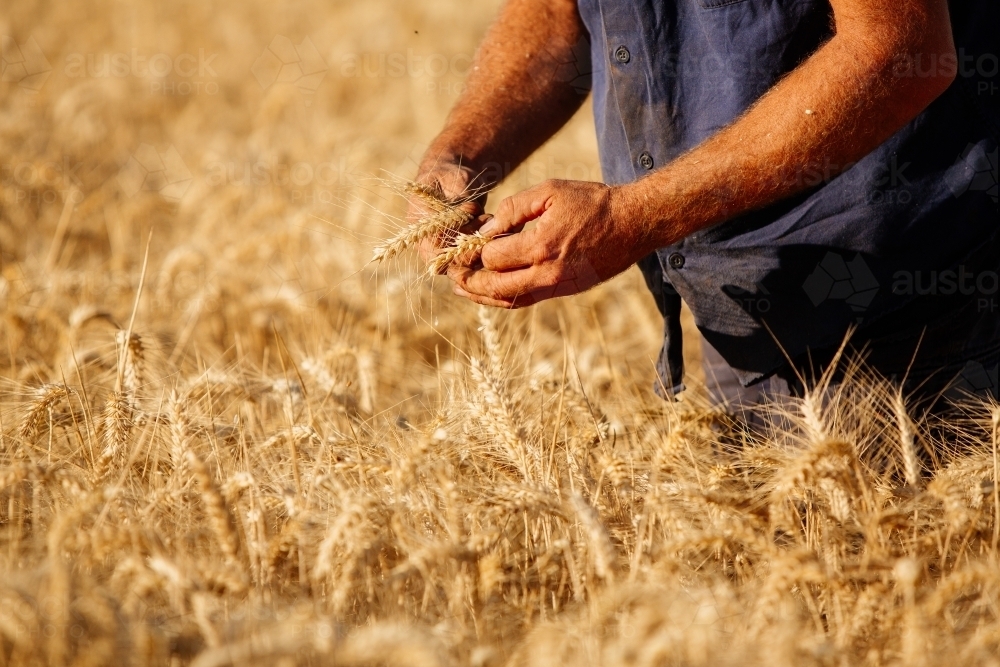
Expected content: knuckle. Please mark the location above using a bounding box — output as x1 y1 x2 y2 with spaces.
540 269 562 289
485 276 507 301
497 196 516 219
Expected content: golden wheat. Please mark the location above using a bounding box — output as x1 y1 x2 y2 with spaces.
0 2 997 665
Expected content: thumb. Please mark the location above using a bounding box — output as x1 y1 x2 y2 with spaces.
479 186 552 237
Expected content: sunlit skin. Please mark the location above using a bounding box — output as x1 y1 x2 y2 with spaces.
413 0 957 308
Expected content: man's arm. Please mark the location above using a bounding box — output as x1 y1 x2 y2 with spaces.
410 0 587 259
451 0 958 307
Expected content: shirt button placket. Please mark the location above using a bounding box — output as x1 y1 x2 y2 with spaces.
614 45 630 64
638 152 654 170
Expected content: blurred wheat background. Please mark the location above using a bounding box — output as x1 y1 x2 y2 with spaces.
1 1 998 666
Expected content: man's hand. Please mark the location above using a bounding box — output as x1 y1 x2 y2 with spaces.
409 157 487 263
448 180 659 308
409 0 588 265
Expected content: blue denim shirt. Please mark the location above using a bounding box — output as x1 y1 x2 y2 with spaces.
577 0 1000 393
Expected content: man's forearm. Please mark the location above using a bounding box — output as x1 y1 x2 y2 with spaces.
622 0 957 249
422 0 587 183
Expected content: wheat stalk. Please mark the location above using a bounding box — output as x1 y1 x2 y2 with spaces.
115 330 144 401
894 392 922 489
427 232 490 275
168 389 189 470
19 384 71 440
570 494 616 583
186 449 240 563
97 391 132 479
371 183 473 264
469 358 530 478
477 305 503 379
403 182 457 213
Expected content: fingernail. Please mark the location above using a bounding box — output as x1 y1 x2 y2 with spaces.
479 215 497 237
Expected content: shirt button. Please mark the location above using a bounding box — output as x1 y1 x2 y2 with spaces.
638 151 654 170
668 252 685 269
614 45 630 64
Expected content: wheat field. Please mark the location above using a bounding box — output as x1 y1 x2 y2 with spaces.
1 1 998 665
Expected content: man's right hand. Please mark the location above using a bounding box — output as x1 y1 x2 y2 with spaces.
409 157 488 264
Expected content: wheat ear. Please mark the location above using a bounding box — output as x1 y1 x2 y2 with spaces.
116 330 144 401
20 384 71 440
427 232 490 276
186 449 240 563
372 210 471 262
893 392 921 488
97 391 132 479
477 305 503 378
469 358 529 477
403 182 456 213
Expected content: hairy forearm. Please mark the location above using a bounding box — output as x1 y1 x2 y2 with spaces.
622 0 957 249
421 0 587 183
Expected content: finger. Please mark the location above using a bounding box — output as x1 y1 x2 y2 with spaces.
454 199 484 218
479 185 552 237
449 264 552 303
453 283 552 309
452 286 519 309
460 213 493 236
480 226 546 272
